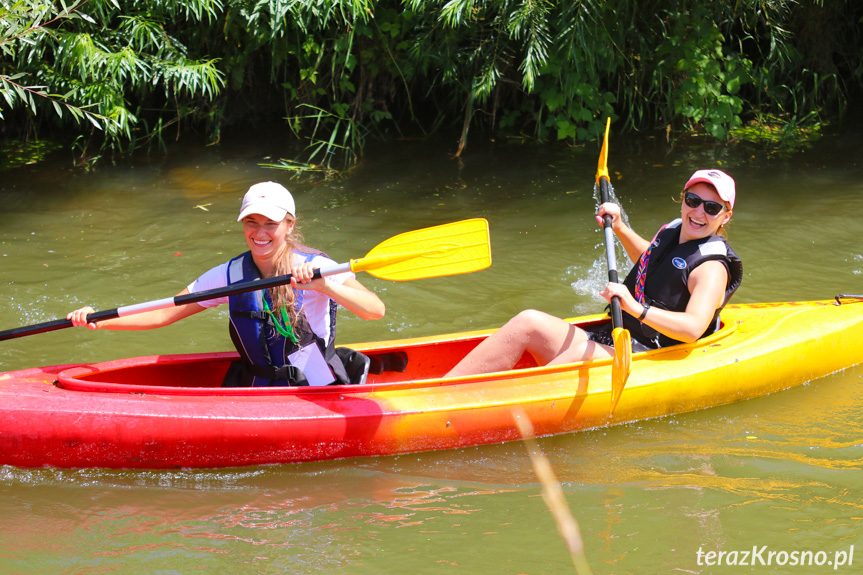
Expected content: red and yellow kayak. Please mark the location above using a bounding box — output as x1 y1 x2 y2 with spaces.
1 298 861 469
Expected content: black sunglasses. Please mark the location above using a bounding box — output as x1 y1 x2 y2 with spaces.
684 191 728 216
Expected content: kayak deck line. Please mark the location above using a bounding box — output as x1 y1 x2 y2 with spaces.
0 299 861 469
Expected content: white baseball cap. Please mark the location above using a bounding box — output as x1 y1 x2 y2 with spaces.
684 169 736 209
237 182 296 222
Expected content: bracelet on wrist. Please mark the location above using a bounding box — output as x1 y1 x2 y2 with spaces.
638 302 650 322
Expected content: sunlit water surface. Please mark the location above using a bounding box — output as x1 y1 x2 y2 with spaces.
1 126 862 574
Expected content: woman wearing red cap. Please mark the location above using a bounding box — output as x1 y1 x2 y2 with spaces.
68 182 386 387
446 169 742 377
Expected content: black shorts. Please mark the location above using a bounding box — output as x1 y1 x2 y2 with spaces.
584 322 654 353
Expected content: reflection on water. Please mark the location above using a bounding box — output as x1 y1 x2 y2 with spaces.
2 127 863 573
1 365 861 573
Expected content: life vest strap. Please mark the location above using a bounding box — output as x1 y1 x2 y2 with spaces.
230 310 269 320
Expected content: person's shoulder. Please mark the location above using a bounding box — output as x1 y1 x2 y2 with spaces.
196 261 231 280
293 244 327 258
698 236 731 258
689 259 731 287
290 245 330 263
655 219 681 240
188 261 231 298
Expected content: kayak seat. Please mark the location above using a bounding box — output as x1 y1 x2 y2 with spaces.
333 349 409 386
368 351 408 375
220 349 409 387
334 347 371 385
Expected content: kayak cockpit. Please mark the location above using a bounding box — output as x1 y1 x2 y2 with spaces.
52 316 736 396
51 321 551 395
53 336 502 395
56 352 238 395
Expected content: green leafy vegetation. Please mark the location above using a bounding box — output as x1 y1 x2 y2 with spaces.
1 1 861 171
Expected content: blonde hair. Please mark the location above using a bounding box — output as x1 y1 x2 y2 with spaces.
268 218 304 324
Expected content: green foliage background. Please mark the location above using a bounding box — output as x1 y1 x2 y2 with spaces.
1 0 861 168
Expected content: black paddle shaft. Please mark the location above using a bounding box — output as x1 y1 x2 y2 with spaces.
0 269 326 342
599 176 625 329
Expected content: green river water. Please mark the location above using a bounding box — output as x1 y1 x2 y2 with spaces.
1 125 862 574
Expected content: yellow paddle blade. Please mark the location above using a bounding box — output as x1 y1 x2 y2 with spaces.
350 218 491 281
610 326 632 410
595 117 611 185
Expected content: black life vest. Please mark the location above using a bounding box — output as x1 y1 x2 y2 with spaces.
621 220 743 349
223 250 357 387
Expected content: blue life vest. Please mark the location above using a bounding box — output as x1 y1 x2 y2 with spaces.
621 220 743 349
224 250 353 387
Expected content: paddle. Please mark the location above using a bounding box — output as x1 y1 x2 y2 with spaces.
0 218 492 341
595 118 632 408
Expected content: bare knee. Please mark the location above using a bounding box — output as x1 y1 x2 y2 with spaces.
508 309 554 336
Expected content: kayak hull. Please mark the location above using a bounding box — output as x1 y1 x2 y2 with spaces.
1 299 861 469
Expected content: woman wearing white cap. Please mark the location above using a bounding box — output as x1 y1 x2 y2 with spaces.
446 169 742 377
68 182 386 387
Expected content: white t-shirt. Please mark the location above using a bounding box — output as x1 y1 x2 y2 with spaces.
187 253 354 344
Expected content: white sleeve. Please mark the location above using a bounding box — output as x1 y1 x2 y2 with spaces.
301 255 355 343
186 263 230 308
310 254 354 284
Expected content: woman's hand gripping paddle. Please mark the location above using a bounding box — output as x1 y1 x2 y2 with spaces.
596 118 632 409
0 219 492 341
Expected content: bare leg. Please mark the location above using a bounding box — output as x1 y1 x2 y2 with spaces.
445 309 614 377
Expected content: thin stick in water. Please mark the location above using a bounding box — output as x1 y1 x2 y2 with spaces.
512 406 594 575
